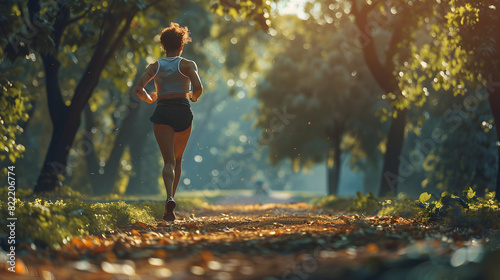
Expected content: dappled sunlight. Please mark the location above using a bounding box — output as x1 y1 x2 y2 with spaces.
2 0 500 279
2 202 494 279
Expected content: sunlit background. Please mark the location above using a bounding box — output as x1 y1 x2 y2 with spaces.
1 0 498 202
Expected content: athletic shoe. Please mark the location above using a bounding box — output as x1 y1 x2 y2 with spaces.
163 197 176 222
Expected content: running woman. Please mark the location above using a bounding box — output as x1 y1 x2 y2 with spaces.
134 22 203 221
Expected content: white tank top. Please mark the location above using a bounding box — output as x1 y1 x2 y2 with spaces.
152 56 191 96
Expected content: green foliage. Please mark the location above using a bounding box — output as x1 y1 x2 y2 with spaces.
254 15 383 177
0 186 207 248
0 73 30 164
0 197 154 248
311 195 354 212
87 200 156 233
465 187 476 200
419 192 432 203
377 193 422 217
414 189 500 228
315 189 500 227
461 189 500 227
353 192 379 214
405 1 498 104
417 91 497 194
0 186 33 199
0 198 88 248
211 0 274 32
313 192 380 214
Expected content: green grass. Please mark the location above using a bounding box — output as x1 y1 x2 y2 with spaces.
0 186 207 249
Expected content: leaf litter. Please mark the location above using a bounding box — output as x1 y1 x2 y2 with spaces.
2 202 499 279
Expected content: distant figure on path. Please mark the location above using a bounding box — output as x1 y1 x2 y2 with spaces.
253 180 270 197
134 22 203 221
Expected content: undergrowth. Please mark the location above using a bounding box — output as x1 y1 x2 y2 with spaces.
0 186 207 249
313 188 500 228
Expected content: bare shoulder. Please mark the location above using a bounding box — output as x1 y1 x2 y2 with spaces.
179 58 198 72
145 61 159 75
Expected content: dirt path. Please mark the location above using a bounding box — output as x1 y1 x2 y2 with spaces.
3 203 496 279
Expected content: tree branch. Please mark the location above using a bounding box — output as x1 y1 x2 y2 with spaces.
352 0 397 93
41 53 69 124
97 0 115 47
70 9 137 114
69 16 121 113
351 0 383 18
27 0 40 23
52 2 70 50
103 11 136 64
385 25 403 70
65 7 92 26
29 0 68 123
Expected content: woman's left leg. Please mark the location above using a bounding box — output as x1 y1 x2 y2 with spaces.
172 124 192 196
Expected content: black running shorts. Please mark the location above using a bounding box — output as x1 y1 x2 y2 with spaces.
150 98 193 132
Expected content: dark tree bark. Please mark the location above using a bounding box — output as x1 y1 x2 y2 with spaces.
34 10 137 194
34 52 69 192
327 137 342 195
351 1 408 196
379 108 407 195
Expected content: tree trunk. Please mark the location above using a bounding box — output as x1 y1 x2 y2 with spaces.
327 138 342 195
31 3 70 193
34 104 85 193
363 159 381 194
33 125 65 192
352 3 409 197
488 72 500 200
34 53 70 193
379 108 407 196
33 13 136 194
34 57 103 194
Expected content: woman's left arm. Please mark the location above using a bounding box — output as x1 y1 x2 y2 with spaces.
134 62 158 104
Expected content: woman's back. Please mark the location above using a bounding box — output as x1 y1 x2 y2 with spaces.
154 57 191 96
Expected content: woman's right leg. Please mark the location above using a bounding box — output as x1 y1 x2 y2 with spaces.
153 123 176 198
